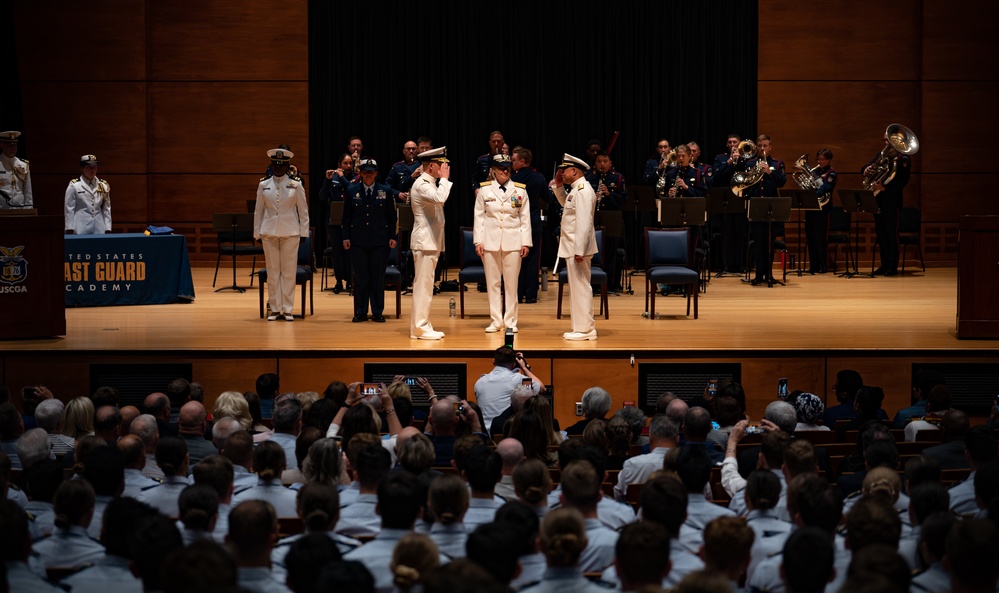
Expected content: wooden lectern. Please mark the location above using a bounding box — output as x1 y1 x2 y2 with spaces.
958 216 999 339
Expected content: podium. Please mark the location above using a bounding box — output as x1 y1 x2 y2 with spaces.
958 216 999 338
837 190 879 278
0 214 66 338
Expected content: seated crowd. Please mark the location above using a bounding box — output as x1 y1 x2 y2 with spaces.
1 365 999 593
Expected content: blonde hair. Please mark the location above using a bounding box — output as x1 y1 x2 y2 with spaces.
391 533 440 590
213 391 253 430
539 507 588 567
63 396 95 439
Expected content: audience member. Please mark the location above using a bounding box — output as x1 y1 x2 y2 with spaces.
921 409 973 469
780 526 835 593
614 415 678 500
228 500 290 592
518 508 610 593
177 401 215 465
894 369 946 429
129 413 163 480
177 484 219 546
614 520 672 592
427 473 469 558
33 479 105 570
564 387 611 436
63 396 96 440
22 459 62 538
34 398 75 457
283 532 342 593
947 424 997 514
792 393 829 432
117 434 159 497
558 459 618 572
701 516 755 591
391 533 440 593
192 453 235 541
82 445 125 539
904 385 954 442
231 440 298 517
821 369 863 426
0 499 65 592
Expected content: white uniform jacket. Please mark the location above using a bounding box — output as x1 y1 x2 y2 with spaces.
0 154 32 208
254 175 309 239
552 179 597 258
409 172 451 251
65 177 111 234
473 180 532 251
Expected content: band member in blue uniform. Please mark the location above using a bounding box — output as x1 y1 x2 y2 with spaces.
343 159 398 323
688 142 713 188
512 146 548 304
643 138 672 185
864 136 911 276
741 135 787 286
320 153 358 293
665 145 707 198
585 151 626 291
471 131 505 194
712 134 746 273
805 148 837 274
385 140 421 202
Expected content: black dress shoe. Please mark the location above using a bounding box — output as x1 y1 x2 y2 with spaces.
872 267 887 276
352 315 367 322
371 315 386 323
523 297 537 304
884 269 898 276
333 284 343 294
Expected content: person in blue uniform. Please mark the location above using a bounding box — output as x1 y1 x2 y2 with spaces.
711 134 745 273
585 151 626 292
472 131 505 194
385 140 421 202
319 153 358 293
512 147 548 304
805 148 837 274
642 138 672 185
343 158 398 323
864 134 912 276
740 135 787 286
665 145 707 198
688 142 713 189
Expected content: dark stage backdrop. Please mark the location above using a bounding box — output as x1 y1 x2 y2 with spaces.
309 1 757 261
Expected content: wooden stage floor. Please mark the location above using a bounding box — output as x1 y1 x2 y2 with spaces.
7 266 998 355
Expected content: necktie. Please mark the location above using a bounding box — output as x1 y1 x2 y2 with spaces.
500 185 506 193
366 188 372 200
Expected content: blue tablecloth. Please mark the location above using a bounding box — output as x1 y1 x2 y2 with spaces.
64 233 196 306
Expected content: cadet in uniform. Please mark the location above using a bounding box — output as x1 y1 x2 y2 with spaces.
642 138 671 185
805 148 837 274
474 154 532 333
550 154 598 341
666 145 708 198
343 158 398 323
511 146 547 303
64 154 111 234
319 153 358 293
409 147 452 340
0 130 32 209
711 134 745 273
864 133 911 276
253 147 310 321
740 135 787 286
471 131 505 194
688 142 713 187
385 140 421 201
585 150 626 292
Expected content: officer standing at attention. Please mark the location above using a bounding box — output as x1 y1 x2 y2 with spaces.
254 147 309 321
550 154 598 341
0 131 32 209
511 146 547 304
343 158 398 323
65 154 111 234
409 146 452 340
474 154 532 334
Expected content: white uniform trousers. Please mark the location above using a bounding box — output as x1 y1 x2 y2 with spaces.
565 256 594 333
483 249 521 329
410 250 440 335
262 236 300 315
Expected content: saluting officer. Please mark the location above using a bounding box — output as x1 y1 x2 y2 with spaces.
0 131 32 209
409 146 452 340
254 147 309 321
550 154 598 341
64 154 111 235
474 154 532 333
343 158 398 323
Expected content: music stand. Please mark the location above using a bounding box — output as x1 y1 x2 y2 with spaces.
747 197 792 288
837 189 879 278
707 188 747 278
624 187 660 294
661 197 707 229
212 213 255 293
782 189 823 277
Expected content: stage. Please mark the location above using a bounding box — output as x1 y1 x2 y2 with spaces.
2 266 997 424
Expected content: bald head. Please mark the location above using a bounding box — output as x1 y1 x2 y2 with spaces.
117 434 146 469
430 400 458 435
144 392 170 421
395 426 422 449
94 405 122 441
120 405 140 435
665 398 689 424
211 416 242 451
496 438 525 472
178 401 207 436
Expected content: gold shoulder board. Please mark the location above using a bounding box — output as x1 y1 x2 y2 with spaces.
513 182 526 188
479 181 492 187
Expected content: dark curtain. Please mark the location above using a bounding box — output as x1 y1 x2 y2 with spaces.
309 1 757 262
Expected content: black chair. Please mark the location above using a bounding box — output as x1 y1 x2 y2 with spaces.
257 229 315 318
557 228 609 320
212 213 263 291
384 244 403 318
827 206 852 274
457 227 486 319
899 206 925 274
645 227 699 319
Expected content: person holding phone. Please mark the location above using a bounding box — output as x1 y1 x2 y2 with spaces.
474 346 544 433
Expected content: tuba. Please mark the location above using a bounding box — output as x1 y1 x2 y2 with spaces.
792 154 829 207
862 123 919 195
655 149 679 197
730 140 766 196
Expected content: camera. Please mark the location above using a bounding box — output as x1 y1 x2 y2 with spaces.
453 401 465 416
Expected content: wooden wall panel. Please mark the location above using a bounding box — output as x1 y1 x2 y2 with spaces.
147 0 308 81
758 1 921 82
923 3 999 81
920 175 996 222
14 1 146 82
921 82 999 173
147 174 293 223
194 358 277 413
147 82 309 175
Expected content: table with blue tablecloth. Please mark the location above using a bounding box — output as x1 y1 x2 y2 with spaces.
64 233 196 306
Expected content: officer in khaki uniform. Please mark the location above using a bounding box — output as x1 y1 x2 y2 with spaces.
253 148 309 321
474 154 532 333
550 154 598 340
408 146 452 340
64 154 111 234
0 131 32 209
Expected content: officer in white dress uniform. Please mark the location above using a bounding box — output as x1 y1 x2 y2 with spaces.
408 146 452 340
549 154 597 340
0 131 33 209
65 154 111 234
474 154 532 333
254 148 310 321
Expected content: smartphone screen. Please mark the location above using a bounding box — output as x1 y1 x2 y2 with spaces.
708 378 718 397
522 378 533 386
405 377 418 386
778 378 788 399
360 383 380 397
